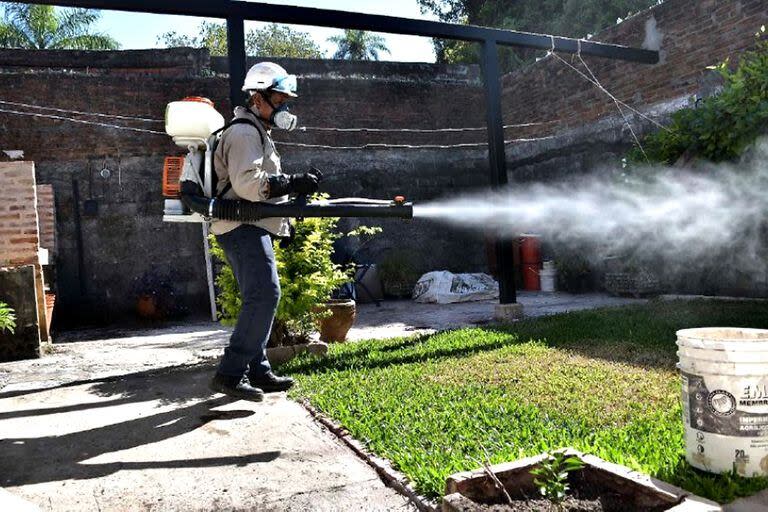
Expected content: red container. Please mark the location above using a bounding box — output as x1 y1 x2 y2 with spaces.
519 234 542 264
522 264 541 291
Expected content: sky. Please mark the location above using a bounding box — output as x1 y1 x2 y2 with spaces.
97 0 440 63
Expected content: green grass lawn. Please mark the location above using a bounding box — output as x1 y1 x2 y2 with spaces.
282 300 768 503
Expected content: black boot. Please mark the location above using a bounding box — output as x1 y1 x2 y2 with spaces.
247 371 294 392
209 373 264 402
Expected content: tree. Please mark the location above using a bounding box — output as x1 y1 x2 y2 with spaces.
158 21 324 58
418 0 662 70
328 30 389 61
247 23 324 58
158 20 227 55
0 2 118 50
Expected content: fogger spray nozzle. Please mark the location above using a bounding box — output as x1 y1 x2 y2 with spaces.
181 190 413 222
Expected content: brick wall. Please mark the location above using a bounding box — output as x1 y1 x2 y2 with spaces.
0 57 485 163
0 47 209 76
0 50 490 325
501 0 768 139
0 162 39 266
0 161 48 349
36 184 55 255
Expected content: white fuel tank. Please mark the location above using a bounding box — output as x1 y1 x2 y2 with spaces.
165 97 225 145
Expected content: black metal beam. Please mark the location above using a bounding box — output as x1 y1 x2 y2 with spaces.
226 16 247 108
23 0 658 64
481 40 516 304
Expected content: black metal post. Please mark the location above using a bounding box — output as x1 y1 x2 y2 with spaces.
226 16 247 109
481 39 516 304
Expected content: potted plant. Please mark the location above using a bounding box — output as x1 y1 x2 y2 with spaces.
210 199 380 350
274 215 356 345
316 225 382 342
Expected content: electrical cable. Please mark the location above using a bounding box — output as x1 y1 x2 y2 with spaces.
0 107 167 135
0 97 557 134
573 39 649 162
278 136 556 150
0 106 557 149
0 99 163 123
296 121 555 133
546 36 670 133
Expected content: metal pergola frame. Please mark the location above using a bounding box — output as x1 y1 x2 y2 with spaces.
20 0 659 305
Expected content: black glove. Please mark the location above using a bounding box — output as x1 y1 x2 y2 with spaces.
290 171 322 195
266 168 323 198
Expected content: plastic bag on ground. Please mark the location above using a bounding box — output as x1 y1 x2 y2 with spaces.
412 271 499 304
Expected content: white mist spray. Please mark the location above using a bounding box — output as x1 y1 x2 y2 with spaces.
414 139 768 279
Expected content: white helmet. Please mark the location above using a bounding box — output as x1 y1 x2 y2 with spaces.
241 62 298 98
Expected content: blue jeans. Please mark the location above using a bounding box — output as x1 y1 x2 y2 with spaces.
215 224 280 378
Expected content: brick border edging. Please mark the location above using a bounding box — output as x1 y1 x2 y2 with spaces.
300 401 439 512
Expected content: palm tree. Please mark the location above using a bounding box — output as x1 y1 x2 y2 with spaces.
328 29 389 60
0 2 118 50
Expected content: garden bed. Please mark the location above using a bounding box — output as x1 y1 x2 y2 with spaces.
283 300 768 504
443 450 718 511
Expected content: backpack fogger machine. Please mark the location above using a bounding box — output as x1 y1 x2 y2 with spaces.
161 97 413 223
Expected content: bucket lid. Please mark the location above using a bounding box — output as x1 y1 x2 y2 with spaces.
676 327 768 352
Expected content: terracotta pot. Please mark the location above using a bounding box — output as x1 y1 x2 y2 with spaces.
317 299 356 343
136 294 158 319
44 293 55 338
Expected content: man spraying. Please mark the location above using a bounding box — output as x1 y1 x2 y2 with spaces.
209 62 321 401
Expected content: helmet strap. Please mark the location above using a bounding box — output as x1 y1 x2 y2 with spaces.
259 89 278 109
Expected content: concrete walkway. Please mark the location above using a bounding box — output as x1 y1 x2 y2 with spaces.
347 291 643 341
0 363 415 511
0 293 643 511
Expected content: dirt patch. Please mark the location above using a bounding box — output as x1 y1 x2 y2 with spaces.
447 475 672 512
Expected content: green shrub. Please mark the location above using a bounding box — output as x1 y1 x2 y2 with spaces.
0 302 16 334
630 27 768 164
210 205 380 343
273 216 354 340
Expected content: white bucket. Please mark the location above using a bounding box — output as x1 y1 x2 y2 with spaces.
676 327 768 477
540 262 556 293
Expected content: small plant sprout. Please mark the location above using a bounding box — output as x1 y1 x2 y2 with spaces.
529 451 585 503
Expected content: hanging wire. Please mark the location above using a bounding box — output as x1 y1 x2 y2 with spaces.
0 97 559 134
573 38 649 162
296 121 556 133
0 107 168 135
0 99 163 123
0 105 559 149
277 136 556 150
545 36 670 133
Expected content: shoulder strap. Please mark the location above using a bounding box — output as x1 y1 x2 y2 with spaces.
215 118 266 199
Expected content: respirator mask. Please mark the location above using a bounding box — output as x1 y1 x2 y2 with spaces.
257 83 297 131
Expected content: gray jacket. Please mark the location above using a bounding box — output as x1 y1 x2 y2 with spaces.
210 106 290 237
